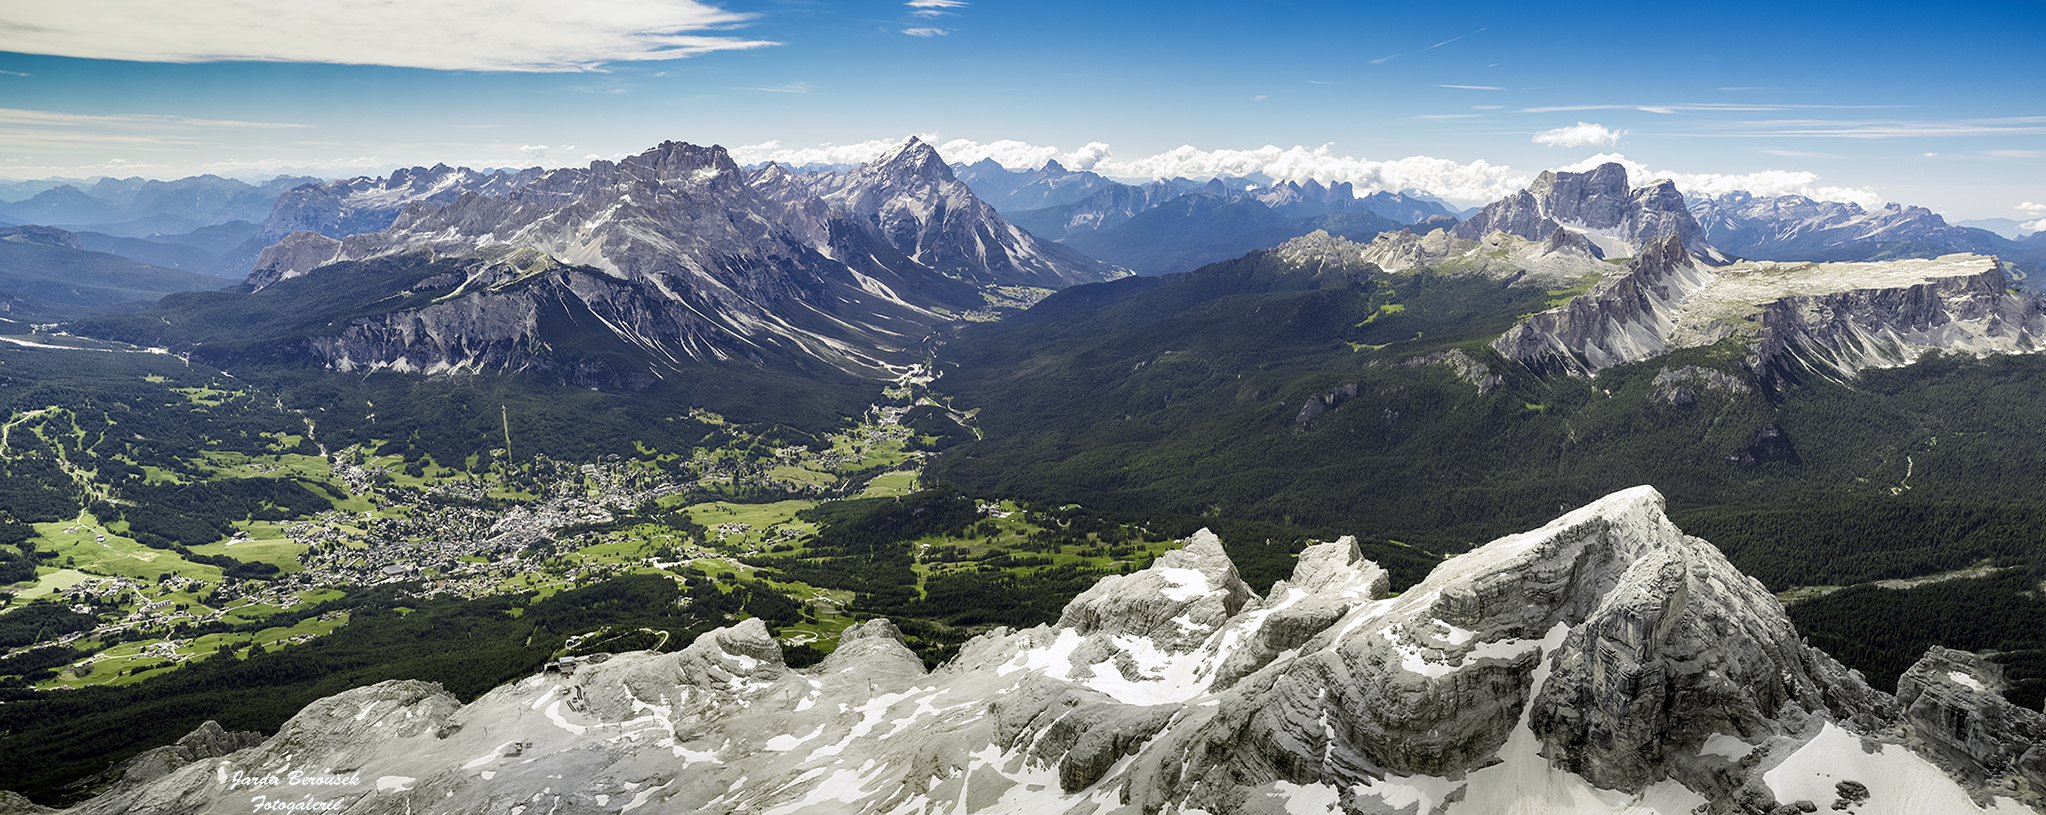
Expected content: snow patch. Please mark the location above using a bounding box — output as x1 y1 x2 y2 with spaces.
764 724 824 752
1763 722 2028 815
1700 733 1756 761
1157 568 1214 601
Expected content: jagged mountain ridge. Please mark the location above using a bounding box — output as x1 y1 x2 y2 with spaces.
89 139 1121 386
212 164 545 277
1493 234 2041 381
949 157 1128 212
51 487 2044 814
1689 191 2044 274
1454 162 1728 264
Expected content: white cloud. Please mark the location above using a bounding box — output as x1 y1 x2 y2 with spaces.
0 107 306 130
1533 122 1624 148
730 137 935 167
1 0 774 72
1555 152 1885 209
1103 143 1527 203
732 137 1901 210
2017 202 2046 215
933 139 1115 171
905 0 967 5
2022 218 2046 233
1439 84 1503 91
902 28 950 37
519 145 550 159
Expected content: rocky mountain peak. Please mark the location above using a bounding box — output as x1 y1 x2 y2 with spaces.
48 487 2044 815
1055 528 1256 651
1457 162 1724 264
867 137 954 183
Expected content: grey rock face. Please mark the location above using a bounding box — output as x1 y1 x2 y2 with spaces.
1403 349 1503 394
1494 234 1716 373
225 165 541 279
1455 163 1726 264
238 139 1118 382
0 790 57 815
39 489 2043 815
1897 646 2046 810
1650 364 1753 406
1494 234 2043 380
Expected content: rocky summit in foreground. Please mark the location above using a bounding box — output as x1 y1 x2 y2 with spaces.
42 487 2044 814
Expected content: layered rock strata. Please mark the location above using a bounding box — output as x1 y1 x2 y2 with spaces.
39 488 2042 815
1494 235 2042 379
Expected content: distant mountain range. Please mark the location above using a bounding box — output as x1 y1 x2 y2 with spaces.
19 144 2046 392
1690 192 2046 277
0 175 318 276
75 139 1122 396
954 159 1458 274
0 225 231 322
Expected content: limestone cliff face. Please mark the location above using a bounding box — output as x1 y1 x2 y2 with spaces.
42 487 2042 814
234 139 1119 381
221 164 542 280
1493 235 1717 373
1494 234 2042 379
1453 163 1726 264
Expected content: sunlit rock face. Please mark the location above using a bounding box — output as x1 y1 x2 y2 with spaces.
1452 162 1727 265
1494 234 2041 379
237 139 1119 383
50 487 2044 815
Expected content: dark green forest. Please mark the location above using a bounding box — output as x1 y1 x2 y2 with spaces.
0 575 727 804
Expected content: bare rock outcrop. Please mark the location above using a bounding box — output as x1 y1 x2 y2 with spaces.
42 489 2043 815
1897 646 2046 809
1495 234 2042 380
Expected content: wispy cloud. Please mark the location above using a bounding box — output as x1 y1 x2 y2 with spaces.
0 70 29 78
1520 103 1905 115
1370 55 1398 64
1429 28 1482 49
732 135 1901 210
1533 122 1623 148
1986 149 2041 158
742 83 811 94
1417 114 1482 120
902 27 950 37
905 0 967 6
1703 117 2046 139
1556 152 1884 208
1439 84 1503 91
0 0 775 72
0 107 308 130
1756 148 1838 158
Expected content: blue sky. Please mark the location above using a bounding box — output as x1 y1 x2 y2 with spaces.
1 0 2041 220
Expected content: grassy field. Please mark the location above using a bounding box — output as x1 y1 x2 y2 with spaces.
34 515 223 582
